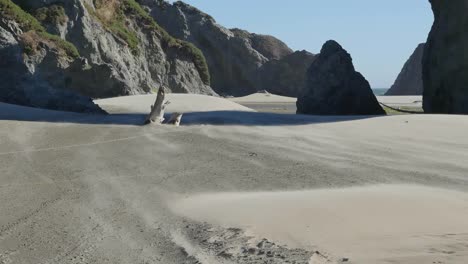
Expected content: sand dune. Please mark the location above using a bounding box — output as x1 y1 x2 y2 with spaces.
97 94 254 114
229 92 297 103
171 185 468 263
229 93 423 114
377 96 422 107
229 92 422 107
1 94 468 263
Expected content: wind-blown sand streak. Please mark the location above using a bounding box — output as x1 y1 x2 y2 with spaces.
171 185 468 263
1 94 467 263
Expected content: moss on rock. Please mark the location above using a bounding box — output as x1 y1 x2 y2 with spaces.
0 0 79 58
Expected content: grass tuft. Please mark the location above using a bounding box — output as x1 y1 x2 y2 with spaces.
382 105 424 115
85 0 140 55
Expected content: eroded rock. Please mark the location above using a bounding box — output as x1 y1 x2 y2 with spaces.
297 40 385 115
0 18 105 113
4 0 216 102
423 0 468 114
142 0 315 97
386 43 424 96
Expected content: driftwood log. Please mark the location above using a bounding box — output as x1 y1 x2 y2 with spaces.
144 88 170 125
167 113 183 126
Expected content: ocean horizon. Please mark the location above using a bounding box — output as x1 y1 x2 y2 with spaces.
372 88 389 96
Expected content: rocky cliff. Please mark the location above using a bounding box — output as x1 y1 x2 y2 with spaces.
0 0 105 113
386 43 424 96
231 28 293 61
423 0 468 114
258 50 316 97
297 40 385 116
1 0 215 112
142 0 315 97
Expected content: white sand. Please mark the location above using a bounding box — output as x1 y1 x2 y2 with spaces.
377 96 423 107
229 93 296 103
229 93 423 114
171 185 468 263
96 94 254 114
1 94 468 263
228 92 423 107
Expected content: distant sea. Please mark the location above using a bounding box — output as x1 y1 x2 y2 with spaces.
372 88 389 96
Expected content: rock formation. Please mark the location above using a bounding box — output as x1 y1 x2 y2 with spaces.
231 28 293 60
142 0 315 97
386 43 424 96
0 1 104 113
258 50 316 97
297 40 385 115
1 0 216 112
423 0 468 114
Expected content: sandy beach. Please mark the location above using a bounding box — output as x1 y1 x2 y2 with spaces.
229 93 423 114
172 185 468 263
1 94 468 263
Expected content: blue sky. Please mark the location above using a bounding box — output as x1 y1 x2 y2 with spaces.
170 0 433 88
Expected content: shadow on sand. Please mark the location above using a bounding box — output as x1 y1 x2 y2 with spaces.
0 103 382 126
181 111 381 126
0 102 146 125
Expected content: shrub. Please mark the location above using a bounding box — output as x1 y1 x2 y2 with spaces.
38 31 80 58
34 5 67 25
0 0 43 31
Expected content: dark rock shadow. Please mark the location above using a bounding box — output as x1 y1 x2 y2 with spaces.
180 111 381 126
0 103 382 127
0 103 145 126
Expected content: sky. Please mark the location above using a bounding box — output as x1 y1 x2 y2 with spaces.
169 0 433 88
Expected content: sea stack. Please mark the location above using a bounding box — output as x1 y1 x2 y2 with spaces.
297 40 385 115
423 0 468 114
386 43 424 96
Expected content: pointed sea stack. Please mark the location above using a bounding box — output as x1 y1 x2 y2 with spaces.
297 40 385 115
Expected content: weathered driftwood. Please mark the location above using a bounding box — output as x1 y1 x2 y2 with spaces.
144 88 170 125
167 113 183 126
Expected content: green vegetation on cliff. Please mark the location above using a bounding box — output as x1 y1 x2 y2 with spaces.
34 5 67 25
0 0 79 58
85 0 140 55
125 0 210 85
86 0 210 85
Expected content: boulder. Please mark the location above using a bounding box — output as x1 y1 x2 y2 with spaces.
386 43 424 96
423 0 468 114
297 40 385 115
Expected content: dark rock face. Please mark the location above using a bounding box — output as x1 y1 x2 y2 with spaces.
0 19 105 113
386 43 424 96
232 29 293 60
142 0 314 97
423 0 468 114
258 50 316 97
297 40 385 115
